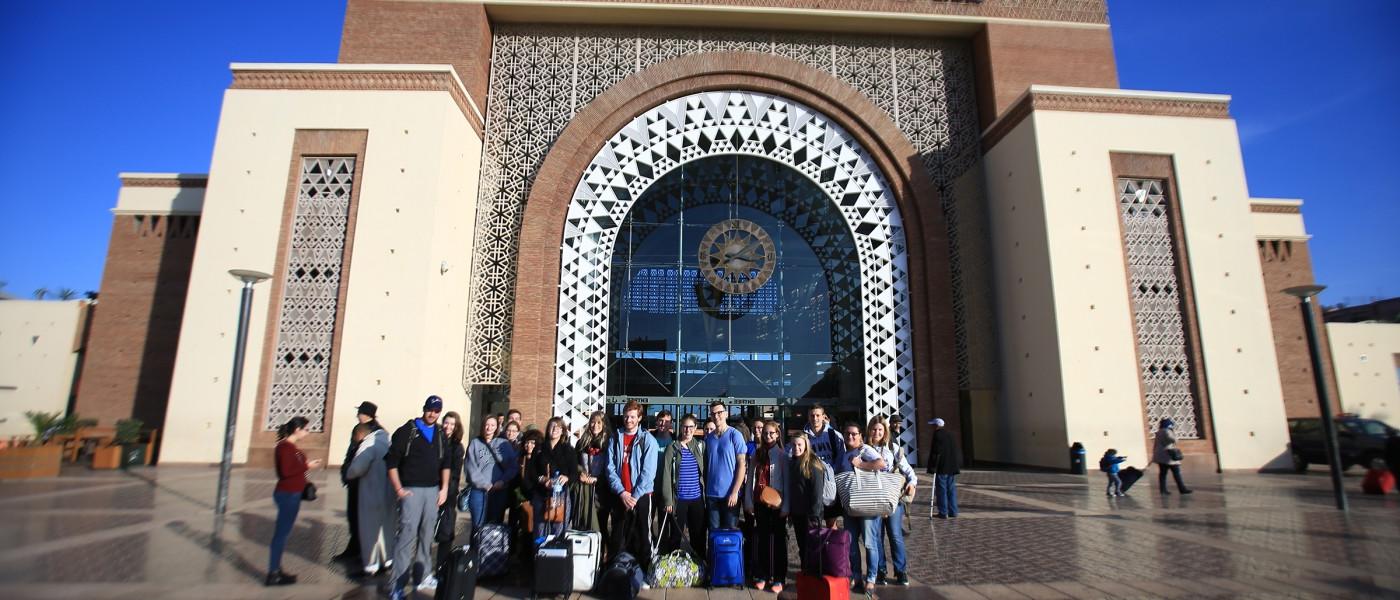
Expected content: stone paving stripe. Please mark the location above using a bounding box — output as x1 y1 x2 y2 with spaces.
1004 582 1071 599
1076 576 1161 599
1041 580 1112 600
1123 579 1193 599
1163 577 1231 598
1232 576 1322 598
966 582 1033 599
931 584 991 600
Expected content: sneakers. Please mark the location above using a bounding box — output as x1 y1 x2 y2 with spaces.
364 563 380 576
640 581 651 590
416 575 439 591
264 570 296 586
755 580 767 591
771 583 784 594
1180 489 1194 495
875 572 888 585
895 572 910 586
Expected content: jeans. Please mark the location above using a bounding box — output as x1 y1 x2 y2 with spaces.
753 506 788 585
877 502 907 575
466 487 508 528
671 497 708 557
706 496 740 530
935 474 959 517
268 490 301 573
1157 463 1188 493
609 493 654 573
1106 472 1122 495
845 514 882 583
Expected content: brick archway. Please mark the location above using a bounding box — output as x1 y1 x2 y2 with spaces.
509 52 958 456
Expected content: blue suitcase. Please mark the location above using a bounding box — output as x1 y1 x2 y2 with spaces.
708 528 744 588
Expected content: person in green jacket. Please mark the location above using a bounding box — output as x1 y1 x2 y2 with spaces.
658 413 707 557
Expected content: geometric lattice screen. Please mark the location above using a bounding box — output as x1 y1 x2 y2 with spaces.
555 91 913 450
1117 178 1199 438
264 157 354 432
465 25 983 401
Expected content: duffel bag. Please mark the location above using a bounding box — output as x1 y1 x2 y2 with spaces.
835 470 903 518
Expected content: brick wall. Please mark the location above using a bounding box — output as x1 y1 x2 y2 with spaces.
339 0 492 113
973 23 1119 129
73 213 199 449
1258 239 1340 418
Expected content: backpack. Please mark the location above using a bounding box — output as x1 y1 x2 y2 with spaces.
598 552 644 600
1099 455 1112 472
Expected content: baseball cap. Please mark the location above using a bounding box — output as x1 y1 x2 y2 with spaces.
423 395 444 412
356 401 378 418
928 418 945 427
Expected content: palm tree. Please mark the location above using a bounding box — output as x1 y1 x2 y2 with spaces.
33 287 49 300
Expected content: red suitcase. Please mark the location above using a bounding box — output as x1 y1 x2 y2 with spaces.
798 574 850 600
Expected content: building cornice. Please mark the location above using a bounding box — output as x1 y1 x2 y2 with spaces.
119 173 208 188
228 64 484 136
1251 204 1302 215
982 85 1232 152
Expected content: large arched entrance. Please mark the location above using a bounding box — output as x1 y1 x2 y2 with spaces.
553 90 917 452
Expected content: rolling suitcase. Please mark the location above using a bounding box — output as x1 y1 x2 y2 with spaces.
566 529 603 592
707 528 744 588
533 535 574 596
803 527 851 578
475 523 511 578
798 573 851 600
1119 466 1144 493
434 543 478 600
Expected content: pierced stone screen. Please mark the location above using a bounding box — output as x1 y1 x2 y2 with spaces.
1118 178 1199 438
265 157 354 432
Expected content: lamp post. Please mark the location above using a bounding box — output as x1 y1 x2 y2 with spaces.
216 269 272 516
1282 284 1347 511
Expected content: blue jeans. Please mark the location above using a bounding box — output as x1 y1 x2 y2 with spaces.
269 490 301 573
935 474 958 517
877 502 907 574
845 514 882 583
706 496 739 529
467 488 508 528
1106 472 1122 495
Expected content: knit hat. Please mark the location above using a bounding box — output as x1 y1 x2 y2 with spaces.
1159 418 1174 429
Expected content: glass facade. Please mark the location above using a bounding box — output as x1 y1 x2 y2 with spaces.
606 155 863 423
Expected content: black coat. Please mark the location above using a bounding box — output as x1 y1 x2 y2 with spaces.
927 428 961 475
525 439 580 495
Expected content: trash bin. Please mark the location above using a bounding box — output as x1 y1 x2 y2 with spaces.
1069 442 1086 475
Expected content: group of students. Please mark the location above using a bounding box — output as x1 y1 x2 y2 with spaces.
267 396 950 598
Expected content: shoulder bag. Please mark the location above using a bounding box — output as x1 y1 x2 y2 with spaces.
834 469 902 518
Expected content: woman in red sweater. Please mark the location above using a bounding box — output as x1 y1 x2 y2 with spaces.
268 417 322 586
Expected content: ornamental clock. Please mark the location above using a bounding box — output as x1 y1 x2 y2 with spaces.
697 218 776 295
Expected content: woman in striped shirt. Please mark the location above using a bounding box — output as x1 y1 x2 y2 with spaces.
658 413 707 557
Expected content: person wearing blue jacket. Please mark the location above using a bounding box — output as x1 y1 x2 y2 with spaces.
607 399 659 577
1101 449 1127 497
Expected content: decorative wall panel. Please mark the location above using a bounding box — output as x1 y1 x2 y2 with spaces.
1118 178 1200 438
264 158 354 431
466 26 989 455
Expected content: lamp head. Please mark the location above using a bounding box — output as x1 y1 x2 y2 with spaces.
1282 284 1326 300
228 269 273 285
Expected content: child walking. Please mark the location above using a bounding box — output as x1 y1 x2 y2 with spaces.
1100 449 1127 497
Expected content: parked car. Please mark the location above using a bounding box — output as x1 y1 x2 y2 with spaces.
1287 415 1397 473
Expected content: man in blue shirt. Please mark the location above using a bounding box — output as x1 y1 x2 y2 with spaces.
704 401 747 529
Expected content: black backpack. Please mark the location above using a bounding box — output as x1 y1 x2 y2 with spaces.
1099 456 1111 472
598 552 643 600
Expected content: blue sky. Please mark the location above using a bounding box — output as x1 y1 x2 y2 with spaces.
1 1 1396 306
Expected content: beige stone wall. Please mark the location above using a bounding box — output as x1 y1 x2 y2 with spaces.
1327 323 1400 424
980 86 1292 470
0 301 89 439
161 65 483 465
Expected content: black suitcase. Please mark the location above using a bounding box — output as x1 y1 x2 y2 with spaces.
533 535 574 597
434 543 478 600
1119 466 1144 492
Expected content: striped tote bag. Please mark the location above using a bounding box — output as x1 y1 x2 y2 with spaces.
835 470 903 518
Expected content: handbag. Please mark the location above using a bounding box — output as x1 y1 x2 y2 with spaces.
301 481 318 502
834 470 902 518
544 487 567 523
1167 448 1184 462
757 484 783 509
435 506 456 542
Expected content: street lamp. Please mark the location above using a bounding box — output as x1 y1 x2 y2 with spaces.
1282 284 1348 511
216 269 272 516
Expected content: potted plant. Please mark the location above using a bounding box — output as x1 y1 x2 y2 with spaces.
0 411 93 479
115 418 145 468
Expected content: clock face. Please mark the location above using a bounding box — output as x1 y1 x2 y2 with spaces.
698 218 776 295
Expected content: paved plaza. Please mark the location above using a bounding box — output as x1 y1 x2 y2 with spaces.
0 464 1397 599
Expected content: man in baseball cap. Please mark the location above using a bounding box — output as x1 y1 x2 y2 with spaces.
385 395 450 598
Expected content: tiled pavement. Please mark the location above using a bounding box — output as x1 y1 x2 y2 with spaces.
0 465 1397 599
